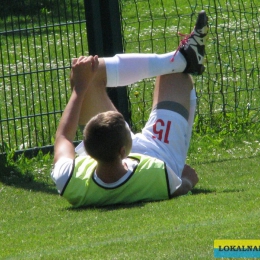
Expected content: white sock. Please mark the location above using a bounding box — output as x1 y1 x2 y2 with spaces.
104 51 187 87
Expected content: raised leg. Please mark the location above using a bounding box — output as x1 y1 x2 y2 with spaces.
152 73 193 112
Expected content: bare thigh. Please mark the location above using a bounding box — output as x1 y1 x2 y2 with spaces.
152 73 193 112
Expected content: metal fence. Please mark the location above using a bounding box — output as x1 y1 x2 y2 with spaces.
1 0 88 154
1 0 260 155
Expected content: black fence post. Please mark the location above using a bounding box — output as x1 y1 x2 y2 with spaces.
84 0 130 124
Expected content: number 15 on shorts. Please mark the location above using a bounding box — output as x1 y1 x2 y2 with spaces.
152 119 172 144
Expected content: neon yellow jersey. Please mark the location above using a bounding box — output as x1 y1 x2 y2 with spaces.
61 153 170 207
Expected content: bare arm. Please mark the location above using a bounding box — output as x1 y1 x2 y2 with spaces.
171 164 199 197
54 56 99 163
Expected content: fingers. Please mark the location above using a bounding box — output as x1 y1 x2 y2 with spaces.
72 55 99 65
71 56 99 78
92 55 99 72
70 55 99 92
72 58 78 66
72 56 87 68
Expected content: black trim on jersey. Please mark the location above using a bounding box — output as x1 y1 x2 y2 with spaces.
92 156 140 190
129 155 170 198
163 162 171 199
60 159 75 196
127 155 140 162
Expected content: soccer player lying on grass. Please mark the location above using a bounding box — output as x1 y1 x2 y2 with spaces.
51 11 208 207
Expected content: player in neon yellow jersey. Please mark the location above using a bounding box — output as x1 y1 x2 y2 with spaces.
51 11 208 207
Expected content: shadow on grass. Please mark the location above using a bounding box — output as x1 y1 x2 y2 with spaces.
65 189 217 211
192 188 216 195
192 188 245 195
0 156 56 195
66 202 146 212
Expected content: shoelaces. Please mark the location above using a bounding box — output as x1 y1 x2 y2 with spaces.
170 31 194 62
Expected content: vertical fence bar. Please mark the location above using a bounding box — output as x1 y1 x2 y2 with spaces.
84 0 130 124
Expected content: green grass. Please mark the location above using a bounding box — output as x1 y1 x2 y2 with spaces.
1 147 259 259
1 133 260 259
1 0 260 151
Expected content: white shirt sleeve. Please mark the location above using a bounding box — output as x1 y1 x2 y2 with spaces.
51 157 74 194
75 141 88 156
166 165 182 195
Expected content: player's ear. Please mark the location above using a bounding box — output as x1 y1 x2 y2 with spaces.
119 146 127 159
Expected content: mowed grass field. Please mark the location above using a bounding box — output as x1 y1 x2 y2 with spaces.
0 153 259 259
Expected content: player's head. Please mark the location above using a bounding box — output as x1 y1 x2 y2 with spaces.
83 111 132 162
